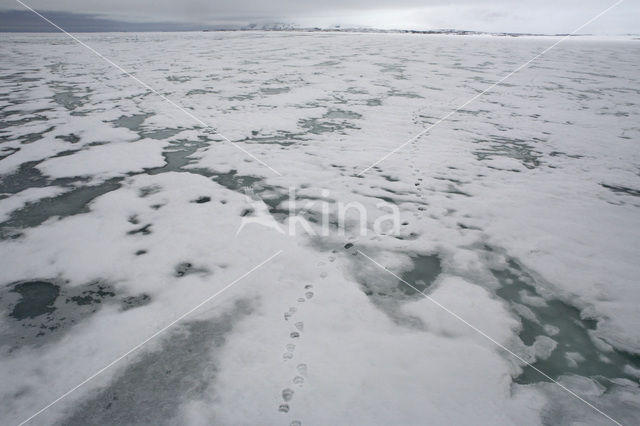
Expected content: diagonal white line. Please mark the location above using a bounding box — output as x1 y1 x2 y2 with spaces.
357 249 622 426
15 0 282 177
16 250 283 426
356 0 626 176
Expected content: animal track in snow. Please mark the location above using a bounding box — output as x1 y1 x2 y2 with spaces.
296 363 307 376
282 388 294 402
278 279 317 420
283 343 295 360
284 306 296 321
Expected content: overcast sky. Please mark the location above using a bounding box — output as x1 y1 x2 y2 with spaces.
0 0 638 34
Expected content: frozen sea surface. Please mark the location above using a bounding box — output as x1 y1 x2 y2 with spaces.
0 32 639 425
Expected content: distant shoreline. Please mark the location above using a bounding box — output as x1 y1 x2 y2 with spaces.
1 29 638 40
0 27 635 36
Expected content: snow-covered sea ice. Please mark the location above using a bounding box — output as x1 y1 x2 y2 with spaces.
1 31 639 425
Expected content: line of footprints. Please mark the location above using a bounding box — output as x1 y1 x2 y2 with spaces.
279 281 316 425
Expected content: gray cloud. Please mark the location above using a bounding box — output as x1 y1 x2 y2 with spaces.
0 0 638 34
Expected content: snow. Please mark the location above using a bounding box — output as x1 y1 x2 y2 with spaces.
36 139 168 181
0 31 639 425
0 187 70 222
